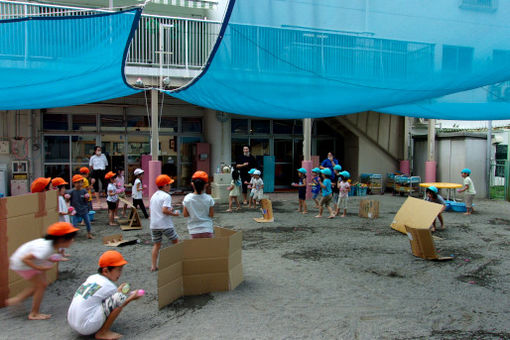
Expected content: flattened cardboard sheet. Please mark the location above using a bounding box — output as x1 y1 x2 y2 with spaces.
102 234 137 247
359 200 379 219
391 197 443 234
405 225 453 261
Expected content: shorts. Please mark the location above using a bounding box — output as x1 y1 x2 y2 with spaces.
14 269 42 280
298 191 306 200
151 228 179 243
319 194 332 207
312 192 319 200
337 196 348 210
465 194 474 208
332 192 339 205
102 292 128 318
252 190 263 201
107 201 117 211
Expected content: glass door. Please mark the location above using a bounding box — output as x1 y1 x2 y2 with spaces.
274 138 293 188
101 134 125 172
179 136 201 188
127 134 150 184
71 136 96 174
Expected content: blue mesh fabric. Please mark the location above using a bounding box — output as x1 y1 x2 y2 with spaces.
169 0 510 119
0 9 141 110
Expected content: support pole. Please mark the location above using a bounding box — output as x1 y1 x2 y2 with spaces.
487 120 492 199
400 116 410 175
149 89 161 198
302 118 313 199
425 119 436 182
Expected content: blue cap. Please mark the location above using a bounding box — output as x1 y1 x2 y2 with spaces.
333 164 342 171
297 168 307 174
427 186 438 194
461 168 471 175
248 168 256 175
311 167 320 173
321 168 332 177
341 171 350 179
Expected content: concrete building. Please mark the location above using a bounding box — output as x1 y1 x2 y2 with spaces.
0 0 503 195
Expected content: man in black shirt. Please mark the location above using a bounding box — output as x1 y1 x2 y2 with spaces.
236 145 258 204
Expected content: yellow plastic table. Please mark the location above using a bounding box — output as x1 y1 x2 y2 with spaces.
419 182 463 201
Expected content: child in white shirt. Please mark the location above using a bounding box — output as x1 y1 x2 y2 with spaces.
132 168 148 218
105 171 118 226
250 170 264 207
183 171 215 238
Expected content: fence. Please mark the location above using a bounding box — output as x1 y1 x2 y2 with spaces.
489 159 506 200
0 0 221 71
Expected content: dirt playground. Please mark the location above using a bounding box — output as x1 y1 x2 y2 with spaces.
2 192 510 339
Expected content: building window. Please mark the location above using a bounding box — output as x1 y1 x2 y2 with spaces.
442 45 473 73
72 115 97 132
43 113 68 130
100 115 124 131
182 117 202 133
44 136 69 163
231 119 248 134
273 120 293 134
459 0 497 11
160 116 178 132
251 119 270 134
127 115 149 132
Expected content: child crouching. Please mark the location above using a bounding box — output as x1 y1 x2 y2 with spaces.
67 251 142 340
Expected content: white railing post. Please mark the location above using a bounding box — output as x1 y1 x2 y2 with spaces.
185 19 189 71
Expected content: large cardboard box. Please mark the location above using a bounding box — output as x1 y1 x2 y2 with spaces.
405 225 453 261
359 200 379 219
0 190 59 308
390 197 443 234
158 226 243 309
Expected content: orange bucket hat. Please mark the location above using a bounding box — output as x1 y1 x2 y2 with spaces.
72 174 84 183
51 177 68 187
105 171 116 180
98 250 128 268
79 167 90 174
155 174 174 187
191 170 209 183
47 222 79 236
31 177 51 193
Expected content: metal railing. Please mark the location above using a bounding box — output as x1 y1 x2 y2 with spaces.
0 0 221 71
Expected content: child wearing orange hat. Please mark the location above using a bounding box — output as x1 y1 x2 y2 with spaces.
7 222 78 320
31 177 52 193
149 174 180 272
183 171 215 239
105 171 118 226
52 178 71 224
70 174 93 239
67 251 142 339
79 167 94 211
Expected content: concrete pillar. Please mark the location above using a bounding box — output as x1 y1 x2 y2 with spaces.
204 110 231 174
400 116 410 175
425 119 436 182
303 118 312 161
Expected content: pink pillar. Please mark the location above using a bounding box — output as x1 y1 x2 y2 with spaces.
141 155 151 197
148 160 162 199
400 160 410 176
425 161 436 183
302 160 313 199
311 155 320 169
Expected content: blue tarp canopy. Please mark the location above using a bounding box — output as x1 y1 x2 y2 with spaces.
169 0 510 119
0 8 141 110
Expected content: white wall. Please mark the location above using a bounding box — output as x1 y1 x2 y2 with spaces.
358 135 399 177
203 109 231 172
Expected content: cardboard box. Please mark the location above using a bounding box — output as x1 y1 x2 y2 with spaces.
405 225 453 261
390 197 443 234
102 234 138 247
157 226 243 309
0 191 60 308
359 200 379 219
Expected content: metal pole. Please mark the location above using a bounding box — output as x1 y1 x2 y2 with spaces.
403 117 409 160
427 119 435 161
303 118 312 161
151 89 159 160
487 120 492 199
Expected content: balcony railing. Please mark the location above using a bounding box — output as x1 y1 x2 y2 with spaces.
0 0 221 71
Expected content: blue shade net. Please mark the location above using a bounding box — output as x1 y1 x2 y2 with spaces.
169 0 510 119
0 9 141 110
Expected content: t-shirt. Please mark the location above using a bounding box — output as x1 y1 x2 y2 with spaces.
229 179 241 197
339 181 351 198
298 177 306 196
321 178 332 196
70 189 89 216
10 238 54 271
311 176 321 194
132 178 143 200
89 154 108 171
464 177 476 195
236 154 258 180
67 274 117 335
150 190 174 230
59 195 71 223
426 194 446 205
252 178 264 191
106 183 118 203
182 193 215 235
82 178 92 202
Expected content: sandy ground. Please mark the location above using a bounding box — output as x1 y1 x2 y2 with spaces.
2 192 510 339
